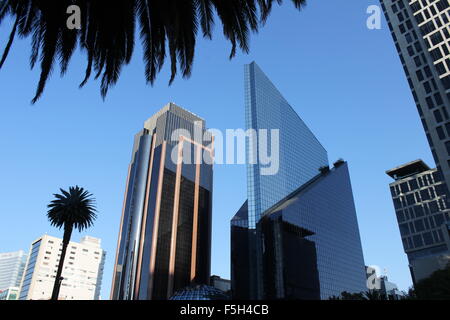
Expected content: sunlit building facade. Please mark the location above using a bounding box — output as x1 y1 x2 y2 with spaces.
18 235 105 300
380 0 450 191
111 103 213 300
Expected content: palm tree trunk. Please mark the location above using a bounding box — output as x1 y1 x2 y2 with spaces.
51 224 73 300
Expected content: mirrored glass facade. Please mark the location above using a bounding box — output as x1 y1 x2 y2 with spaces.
111 103 213 300
232 63 366 300
169 285 229 300
263 162 367 299
244 62 328 228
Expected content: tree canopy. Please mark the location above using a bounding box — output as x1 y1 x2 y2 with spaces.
0 0 306 103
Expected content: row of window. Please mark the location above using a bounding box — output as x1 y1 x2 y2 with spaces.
390 171 442 195
410 0 449 14
400 213 446 236
402 227 446 250
397 199 447 220
393 191 447 214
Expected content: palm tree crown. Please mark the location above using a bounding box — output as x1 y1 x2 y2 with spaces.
0 0 306 103
47 185 97 232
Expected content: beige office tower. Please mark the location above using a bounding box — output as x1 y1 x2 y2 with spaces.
19 235 106 300
380 0 450 190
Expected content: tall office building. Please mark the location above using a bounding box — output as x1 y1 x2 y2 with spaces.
18 235 106 300
111 103 214 300
231 62 367 300
380 0 450 191
0 250 27 290
387 160 450 283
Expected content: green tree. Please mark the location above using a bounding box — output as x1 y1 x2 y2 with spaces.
414 265 450 300
47 186 97 300
0 0 306 103
338 291 366 300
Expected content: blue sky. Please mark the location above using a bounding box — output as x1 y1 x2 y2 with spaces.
0 1 434 297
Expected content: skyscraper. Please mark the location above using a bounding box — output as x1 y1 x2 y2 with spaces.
0 250 27 290
111 103 214 300
231 62 366 299
18 235 105 300
244 62 329 227
386 159 450 283
380 0 450 190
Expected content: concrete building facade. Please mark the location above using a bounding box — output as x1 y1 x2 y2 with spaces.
19 235 106 300
380 0 450 191
387 160 450 283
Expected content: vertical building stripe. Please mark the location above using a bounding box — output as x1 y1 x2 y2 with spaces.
167 138 184 298
147 141 167 299
190 146 202 282
134 134 156 299
110 164 132 300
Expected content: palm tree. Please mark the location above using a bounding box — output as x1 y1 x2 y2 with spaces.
47 186 97 300
0 0 306 103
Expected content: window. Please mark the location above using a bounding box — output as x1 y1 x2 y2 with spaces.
413 235 423 248
397 210 406 223
414 41 422 53
434 93 443 106
429 200 439 213
409 179 419 190
426 96 435 108
414 219 425 232
399 223 410 236
405 33 413 43
435 183 447 196
417 70 425 82
434 109 443 122
430 47 443 60
437 126 446 139
423 232 434 245
446 141 450 156
430 32 444 46
420 189 430 201
406 193 416 206
424 81 432 94
434 214 445 226
414 205 424 217
400 182 410 193
414 56 422 67
436 62 447 75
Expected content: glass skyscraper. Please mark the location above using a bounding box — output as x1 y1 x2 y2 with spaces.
0 250 27 291
244 62 329 228
232 62 366 300
111 103 213 300
259 162 367 299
